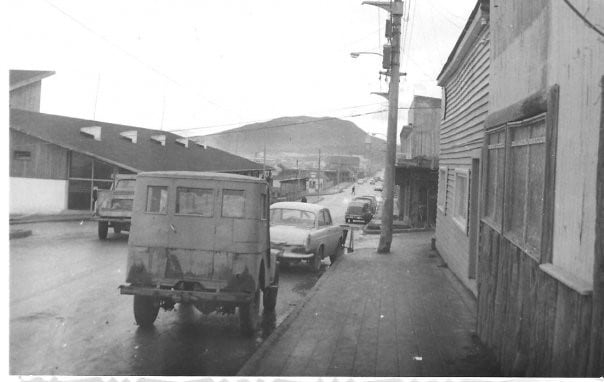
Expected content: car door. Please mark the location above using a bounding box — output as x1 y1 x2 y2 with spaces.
320 209 339 255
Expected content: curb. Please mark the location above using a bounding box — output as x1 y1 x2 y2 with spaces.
9 229 32 239
236 252 344 376
10 216 92 225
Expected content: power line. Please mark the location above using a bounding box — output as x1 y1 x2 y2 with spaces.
562 0 604 38
42 0 242 119
172 106 442 135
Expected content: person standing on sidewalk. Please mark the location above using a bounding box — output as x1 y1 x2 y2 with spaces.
351 185 355 195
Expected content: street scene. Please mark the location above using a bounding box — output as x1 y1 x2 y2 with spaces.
7 0 604 378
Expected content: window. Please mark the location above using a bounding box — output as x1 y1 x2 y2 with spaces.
438 167 448 212
453 169 469 231
323 210 332 225
504 114 546 257
176 187 213 216
146 186 168 213
483 113 546 259
222 189 245 218
484 128 506 229
13 150 31 160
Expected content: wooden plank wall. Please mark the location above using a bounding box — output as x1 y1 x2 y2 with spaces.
434 26 490 294
9 82 42 112
10 130 69 180
477 223 594 376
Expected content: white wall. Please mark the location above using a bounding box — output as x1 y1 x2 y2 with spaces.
10 177 68 214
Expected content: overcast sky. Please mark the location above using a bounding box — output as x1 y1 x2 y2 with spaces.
7 0 475 138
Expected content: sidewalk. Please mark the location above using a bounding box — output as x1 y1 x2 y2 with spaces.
9 210 92 225
238 231 501 377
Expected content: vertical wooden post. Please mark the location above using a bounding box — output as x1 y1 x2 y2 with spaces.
588 76 604 376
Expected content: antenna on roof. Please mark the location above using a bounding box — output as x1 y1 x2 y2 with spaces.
93 73 101 120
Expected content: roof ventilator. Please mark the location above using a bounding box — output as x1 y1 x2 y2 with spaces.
120 130 138 143
175 138 189 148
151 134 166 146
80 126 102 141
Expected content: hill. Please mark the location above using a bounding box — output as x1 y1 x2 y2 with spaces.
190 116 387 171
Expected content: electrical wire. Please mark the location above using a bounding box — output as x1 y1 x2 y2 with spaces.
562 0 604 38
171 106 441 135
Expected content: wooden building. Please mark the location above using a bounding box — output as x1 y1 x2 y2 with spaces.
395 96 441 227
435 0 490 295
476 0 604 376
9 70 55 112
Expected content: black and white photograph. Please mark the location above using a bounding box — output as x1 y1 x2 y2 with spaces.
6 0 604 378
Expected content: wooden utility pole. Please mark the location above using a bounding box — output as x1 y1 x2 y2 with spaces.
363 0 404 253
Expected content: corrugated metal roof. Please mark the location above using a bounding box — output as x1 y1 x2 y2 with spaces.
10 109 265 173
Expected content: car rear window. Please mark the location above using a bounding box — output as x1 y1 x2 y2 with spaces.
222 189 245 218
176 187 213 216
115 179 136 191
146 186 168 214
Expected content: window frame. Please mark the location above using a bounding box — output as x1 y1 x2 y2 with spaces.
175 186 214 217
452 169 470 232
481 84 559 264
13 150 31 161
437 166 448 213
145 185 169 214
221 189 245 219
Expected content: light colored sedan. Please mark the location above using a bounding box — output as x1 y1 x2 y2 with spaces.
270 202 348 272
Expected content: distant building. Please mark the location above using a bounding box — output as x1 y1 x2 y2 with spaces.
9 70 55 112
9 70 266 215
395 95 441 227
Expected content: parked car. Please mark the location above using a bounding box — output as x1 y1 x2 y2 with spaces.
270 202 350 272
354 195 378 214
345 200 373 224
93 174 136 239
119 171 279 336
374 183 383 192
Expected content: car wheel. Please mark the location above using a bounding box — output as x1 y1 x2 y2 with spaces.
133 295 159 327
98 221 108 240
312 246 323 273
240 289 260 336
263 266 279 312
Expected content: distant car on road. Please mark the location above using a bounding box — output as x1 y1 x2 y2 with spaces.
374 184 383 192
270 202 349 272
345 200 373 224
354 195 378 214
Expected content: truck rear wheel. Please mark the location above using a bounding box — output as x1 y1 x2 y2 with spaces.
263 267 279 312
98 221 108 240
133 295 159 327
239 289 260 336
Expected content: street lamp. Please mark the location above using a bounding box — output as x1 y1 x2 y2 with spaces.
350 51 383 58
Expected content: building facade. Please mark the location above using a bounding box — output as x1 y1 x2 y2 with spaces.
435 0 490 295
476 0 604 376
395 96 441 227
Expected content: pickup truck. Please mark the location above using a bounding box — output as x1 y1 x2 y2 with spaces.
93 174 136 239
269 202 352 272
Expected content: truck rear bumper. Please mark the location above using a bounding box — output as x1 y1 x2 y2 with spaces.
119 285 254 304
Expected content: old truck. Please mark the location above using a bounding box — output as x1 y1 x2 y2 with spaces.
93 174 137 239
119 171 279 336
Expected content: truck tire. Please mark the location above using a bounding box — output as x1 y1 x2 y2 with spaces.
98 221 108 240
263 267 279 312
133 295 159 327
239 289 260 336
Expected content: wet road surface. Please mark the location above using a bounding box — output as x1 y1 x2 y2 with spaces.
9 180 381 375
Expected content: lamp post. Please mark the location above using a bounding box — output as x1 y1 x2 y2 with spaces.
362 0 403 254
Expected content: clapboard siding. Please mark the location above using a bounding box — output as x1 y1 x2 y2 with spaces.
10 130 69 180
435 19 489 295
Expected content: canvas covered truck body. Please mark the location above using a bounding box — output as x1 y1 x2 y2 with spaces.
94 174 136 239
119 171 278 335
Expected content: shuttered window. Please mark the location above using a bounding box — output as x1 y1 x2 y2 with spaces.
483 113 546 259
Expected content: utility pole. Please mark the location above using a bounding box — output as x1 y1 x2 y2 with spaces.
318 149 321 198
363 0 404 253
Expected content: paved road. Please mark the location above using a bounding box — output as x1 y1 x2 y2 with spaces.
9 179 381 376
